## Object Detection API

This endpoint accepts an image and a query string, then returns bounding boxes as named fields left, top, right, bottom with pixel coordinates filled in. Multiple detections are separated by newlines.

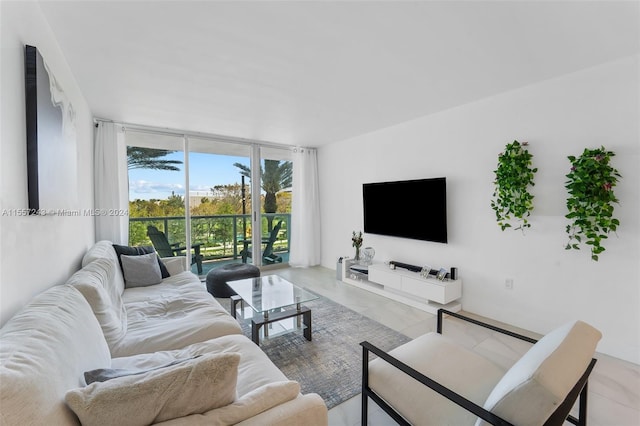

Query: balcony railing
left=129, top=213, right=290, bottom=262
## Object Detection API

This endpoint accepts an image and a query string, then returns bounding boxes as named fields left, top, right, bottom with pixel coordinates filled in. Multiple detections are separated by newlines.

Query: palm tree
left=127, top=147, right=182, bottom=171
left=234, top=159, right=292, bottom=230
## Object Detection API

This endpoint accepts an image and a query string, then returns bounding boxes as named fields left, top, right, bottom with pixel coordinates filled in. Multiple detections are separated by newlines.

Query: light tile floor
left=270, top=266, right=640, bottom=426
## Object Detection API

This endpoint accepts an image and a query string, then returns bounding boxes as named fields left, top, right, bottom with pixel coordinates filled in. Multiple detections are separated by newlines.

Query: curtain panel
left=289, top=147, right=321, bottom=267
left=94, top=122, right=128, bottom=244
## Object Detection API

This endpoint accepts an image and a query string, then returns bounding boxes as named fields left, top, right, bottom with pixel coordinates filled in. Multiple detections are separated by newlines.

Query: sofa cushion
left=156, top=380, right=302, bottom=426
left=477, top=320, right=601, bottom=426
left=113, top=243, right=170, bottom=279
left=111, top=335, right=328, bottom=426
left=111, top=334, right=290, bottom=398
left=120, top=271, right=209, bottom=304
left=121, top=252, right=163, bottom=288
left=82, top=240, right=126, bottom=296
left=112, top=289, right=243, bottom=357
left=0, top=285, right=111, bottom=425
left=66, top=352, right=240, bottom=426
left=65, top=258, right=128, bottom=350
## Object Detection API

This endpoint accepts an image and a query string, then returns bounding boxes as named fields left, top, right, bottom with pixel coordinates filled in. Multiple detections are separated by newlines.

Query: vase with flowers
left=352, top=231, right=363, bottom=261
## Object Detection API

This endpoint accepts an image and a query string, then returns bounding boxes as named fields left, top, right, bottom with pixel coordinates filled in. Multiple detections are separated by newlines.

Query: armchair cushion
left=369, top=332, right=505, bottom=425
left=477, top=320, right=602, bottom=426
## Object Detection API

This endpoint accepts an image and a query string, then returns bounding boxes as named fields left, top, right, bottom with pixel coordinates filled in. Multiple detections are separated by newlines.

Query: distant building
left=189, top=190, right=215, bottom=207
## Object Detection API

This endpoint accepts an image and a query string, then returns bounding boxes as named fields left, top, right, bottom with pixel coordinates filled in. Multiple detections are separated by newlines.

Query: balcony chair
left=361, top=309, right=601, bottom=426
left=146, top=225, right=203, bottom=274
left=240, top=220, right=284, bottom=265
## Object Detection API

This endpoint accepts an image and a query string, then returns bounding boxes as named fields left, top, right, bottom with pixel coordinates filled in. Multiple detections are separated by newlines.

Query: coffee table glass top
left=226, top=275, right=318, bottom=314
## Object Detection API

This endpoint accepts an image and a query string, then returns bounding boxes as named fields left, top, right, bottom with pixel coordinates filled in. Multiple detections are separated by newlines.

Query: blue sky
left=128, top=152, right=251, bottom=200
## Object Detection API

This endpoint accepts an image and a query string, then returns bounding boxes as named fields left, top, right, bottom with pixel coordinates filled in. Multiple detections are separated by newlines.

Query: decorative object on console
left=450, top=267, right=458, bottom=280
left=565, top=146, right=621, bottom=261
left=491, top=140, right=537, bottom=232
left=420, top=266, right=431, bottom=279
left=360, top=247, right=375, bottom=265
left=388, top=261, right=422, bottom=273
left=352, top=231, right=363, bottom=261
left=436, top=268, right=448, bottom=281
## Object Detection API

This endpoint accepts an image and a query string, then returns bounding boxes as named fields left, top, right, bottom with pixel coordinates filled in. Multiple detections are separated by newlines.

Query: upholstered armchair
left=361, top=309, right=601, bottom=426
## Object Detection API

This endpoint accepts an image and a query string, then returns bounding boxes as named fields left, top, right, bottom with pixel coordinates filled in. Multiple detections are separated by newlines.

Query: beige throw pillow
left=477, top=320, right=601, bottom=426
left=65, top=352, right=240, bottom=426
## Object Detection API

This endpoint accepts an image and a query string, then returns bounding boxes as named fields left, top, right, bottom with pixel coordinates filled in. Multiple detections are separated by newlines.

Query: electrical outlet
left=505, top=278, right=514, bottom=290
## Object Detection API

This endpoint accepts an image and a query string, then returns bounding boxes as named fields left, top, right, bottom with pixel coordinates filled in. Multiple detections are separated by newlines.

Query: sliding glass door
left=187, top=137, right=252, bottom=271
left=126, top=131, right=189, bottom=265
left=125, top=129, right=293, bottom=276
left=257, top=147, right=292, bottom=267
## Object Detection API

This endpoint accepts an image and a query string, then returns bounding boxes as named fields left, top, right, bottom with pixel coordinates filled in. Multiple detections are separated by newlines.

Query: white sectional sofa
left=74, top=241, right=243, bottom=357
left=0, top=241, right=328, bottom=425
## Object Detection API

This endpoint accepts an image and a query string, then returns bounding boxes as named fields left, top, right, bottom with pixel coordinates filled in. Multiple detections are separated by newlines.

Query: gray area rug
left=218, top=294, right=411, bottom=409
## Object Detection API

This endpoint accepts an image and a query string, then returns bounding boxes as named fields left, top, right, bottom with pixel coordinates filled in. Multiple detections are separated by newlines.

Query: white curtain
left=289, top=147, right=321, bottom=267
left=94, top=122, right=128, bottom=244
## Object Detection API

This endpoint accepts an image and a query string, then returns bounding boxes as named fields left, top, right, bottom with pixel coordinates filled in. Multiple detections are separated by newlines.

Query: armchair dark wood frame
left=361, top=309, right=597, bottom=426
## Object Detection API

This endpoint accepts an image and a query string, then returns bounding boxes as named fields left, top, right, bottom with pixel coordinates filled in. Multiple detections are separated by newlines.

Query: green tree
left=234, top=160, right=292, bottom=230
left=211, top=183, right=247, bottom=214
left=164, top=192, right=185, bottom=214
left=127, top=147, right=182, bottom=171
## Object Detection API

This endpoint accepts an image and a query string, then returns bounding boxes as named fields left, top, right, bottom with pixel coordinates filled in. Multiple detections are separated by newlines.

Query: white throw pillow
left=65, top=352, right=240, bottom=426
left=120, top=252, right=163, bottom=288
left=477, top=320, right=601, bottom=426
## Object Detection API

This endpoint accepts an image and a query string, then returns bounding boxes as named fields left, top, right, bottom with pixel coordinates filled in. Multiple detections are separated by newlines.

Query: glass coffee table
left=226, top=275, right=319, bottom=345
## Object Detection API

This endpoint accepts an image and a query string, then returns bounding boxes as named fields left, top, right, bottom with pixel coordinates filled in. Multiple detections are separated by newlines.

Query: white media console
left=341, top=260, right=462, bottom=314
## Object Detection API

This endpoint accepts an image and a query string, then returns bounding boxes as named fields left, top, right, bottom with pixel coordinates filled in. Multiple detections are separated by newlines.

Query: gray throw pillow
left=112, top=244, right=170, bottom=278
left=120, top=252, right=163, bottom=288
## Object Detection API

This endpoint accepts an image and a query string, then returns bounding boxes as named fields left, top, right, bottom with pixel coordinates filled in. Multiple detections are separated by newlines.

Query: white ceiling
left=39, top=1, right=639, bottom=147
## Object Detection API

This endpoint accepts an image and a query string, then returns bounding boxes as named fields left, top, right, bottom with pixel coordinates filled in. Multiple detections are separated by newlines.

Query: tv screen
left=363, top=177, right=447, bottom=243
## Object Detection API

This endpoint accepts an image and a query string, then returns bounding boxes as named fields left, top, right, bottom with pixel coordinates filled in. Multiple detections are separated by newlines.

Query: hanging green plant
left=565, top=146, right=621, bottom=261
left=491, top=140, right=537, bottom=232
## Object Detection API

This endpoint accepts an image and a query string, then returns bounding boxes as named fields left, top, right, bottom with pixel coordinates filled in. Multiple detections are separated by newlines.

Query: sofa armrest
left=234, top=394, right=328, bottom=426
left=152, top=382, right=327, bottom=426
left=161, top=256, right=188, bottom=275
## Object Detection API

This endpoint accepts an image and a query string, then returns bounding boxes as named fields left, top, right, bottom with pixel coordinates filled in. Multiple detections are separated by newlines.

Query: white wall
left=0, top=1, right=95, bottom=325
left=319, top=55, right=640, bottom=364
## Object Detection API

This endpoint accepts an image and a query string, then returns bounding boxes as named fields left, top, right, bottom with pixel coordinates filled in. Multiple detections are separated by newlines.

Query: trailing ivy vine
left=491, top=141, right=537, bottom=232
left=565, top=146, right=621, bottom=261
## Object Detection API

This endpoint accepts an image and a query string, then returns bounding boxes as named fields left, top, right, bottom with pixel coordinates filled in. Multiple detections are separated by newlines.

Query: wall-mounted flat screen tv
left=363, top=177, right=447, bottom=243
